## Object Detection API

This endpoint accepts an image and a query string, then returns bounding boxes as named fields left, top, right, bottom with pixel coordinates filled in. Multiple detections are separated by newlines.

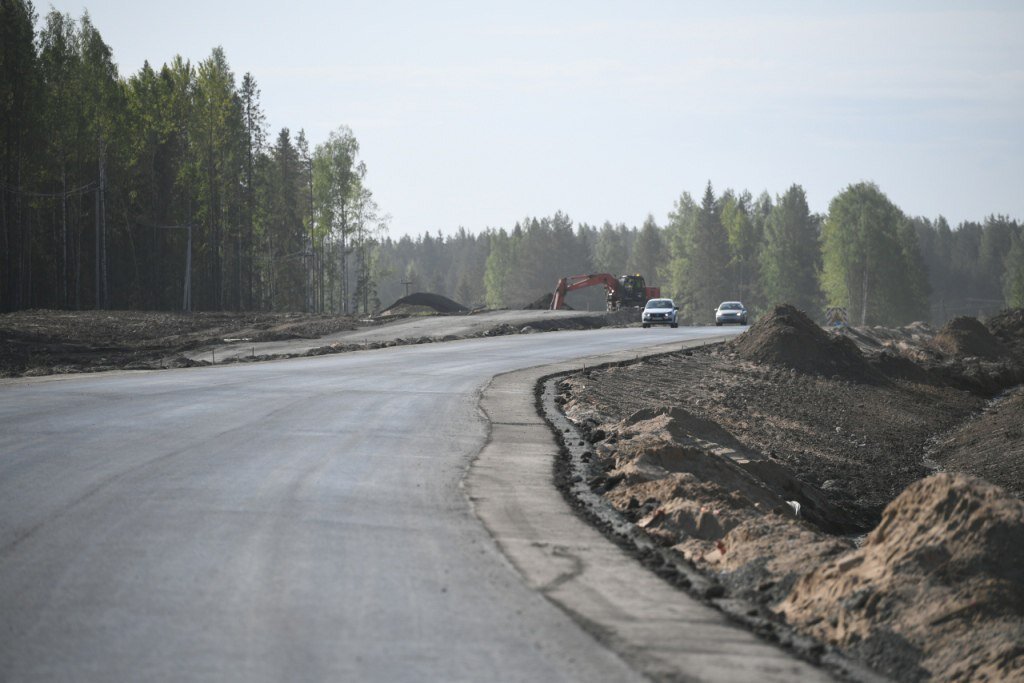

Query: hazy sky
left=43, top=1, right=1024, bottom=237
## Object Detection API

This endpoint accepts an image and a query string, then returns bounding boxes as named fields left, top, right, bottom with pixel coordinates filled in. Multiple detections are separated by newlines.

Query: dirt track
left=0, top=307, right=629, bottom=377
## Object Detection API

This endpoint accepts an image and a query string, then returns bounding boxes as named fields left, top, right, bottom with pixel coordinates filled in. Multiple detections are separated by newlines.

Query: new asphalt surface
left=0, top=325, right=823, bottom=682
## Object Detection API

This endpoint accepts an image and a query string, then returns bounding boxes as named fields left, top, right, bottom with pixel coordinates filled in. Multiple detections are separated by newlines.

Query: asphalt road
left=186, top=309, right=629, bottom=363
left=1, top=326, right=740, bottom=682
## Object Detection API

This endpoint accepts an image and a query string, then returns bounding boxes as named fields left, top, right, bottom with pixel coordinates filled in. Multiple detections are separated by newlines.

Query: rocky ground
left=558, top=305, right=1024, bottom=682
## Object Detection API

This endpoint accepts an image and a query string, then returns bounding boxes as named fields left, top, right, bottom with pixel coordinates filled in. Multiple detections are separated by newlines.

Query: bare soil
left=0, top=309, right=362, bottom=376
left=559, top=305, right=1024, bottom=682
left=0, top=298, right=629, bottom=377
left=380, top=292, right=470, bottom=315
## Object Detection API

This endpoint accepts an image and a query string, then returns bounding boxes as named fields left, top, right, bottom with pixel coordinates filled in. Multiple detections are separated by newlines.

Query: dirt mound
left=708, top=515, right=854, bottom=606
left=931, top=316, right=1011, bottom=360
left=596, top=408, right=862, bottom=535
left=524, top=292, right=552, bottom=309
left=730, top=304, right=876, bottom=381
left=523, top=292, right=579, bottom=310
left=986, top=308, right=1024, bottom=356
left=381, top=292, right=468, bottom=315
left=779, top=473, right=1024, bottom=682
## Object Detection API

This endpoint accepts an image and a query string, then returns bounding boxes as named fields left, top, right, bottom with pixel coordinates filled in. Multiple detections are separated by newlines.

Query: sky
left=41, top=0, right=1024, bottom=238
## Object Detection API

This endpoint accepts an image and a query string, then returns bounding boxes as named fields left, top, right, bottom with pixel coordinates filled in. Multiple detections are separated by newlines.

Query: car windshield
left=720, top=303, right=743, bottom=310
left=646, top=300, right=672, bottom=309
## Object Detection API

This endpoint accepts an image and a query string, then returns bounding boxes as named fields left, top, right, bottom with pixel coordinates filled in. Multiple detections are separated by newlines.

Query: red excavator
left=549, top=273, right=660, bottom=311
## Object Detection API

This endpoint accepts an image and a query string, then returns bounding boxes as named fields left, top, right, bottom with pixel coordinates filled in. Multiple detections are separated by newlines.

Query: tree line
left=3, top=2, right=1022, bottom=325
left=374, top=182, right=1022, bottom=326
left=1, top=2, right=383, bottom=314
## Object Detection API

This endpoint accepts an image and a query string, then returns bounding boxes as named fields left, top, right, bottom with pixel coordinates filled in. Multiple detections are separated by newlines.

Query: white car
left=642, top=298, right=678, bottom=328
left=715, top=301, right=748, bottom=325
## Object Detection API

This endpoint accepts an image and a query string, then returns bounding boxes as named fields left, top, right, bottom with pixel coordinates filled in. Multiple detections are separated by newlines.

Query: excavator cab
left=619, top=275, right=646, bottom=298
left=608, top=274, right=648, bottom=310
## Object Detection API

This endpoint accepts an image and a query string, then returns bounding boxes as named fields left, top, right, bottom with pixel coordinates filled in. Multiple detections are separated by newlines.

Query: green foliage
left=0, top=9, right=387, bottom=313
left=0, top=6, right=1018, bottom=323
left=625, top=215, right=666, bottom=286
left=593, top=222, right=628, bottom=274
left=720, top=190, right=763, bottom=308
left=483, top=229, right=513, bottom=308
left=760, top=184, right=821, bottom=315
left=821, top=182, right=928, bottom=325
left=664, top=191, right=698, bottom=312
left=1003, top=233, right=1024, bottom=308
left=1, top=0, right=42, bottom=310
left=669, top=182, right=730, bottom=323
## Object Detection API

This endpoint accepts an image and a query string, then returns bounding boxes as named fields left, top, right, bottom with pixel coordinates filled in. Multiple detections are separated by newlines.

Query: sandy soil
left=558, top=306, right=1024, bottom=682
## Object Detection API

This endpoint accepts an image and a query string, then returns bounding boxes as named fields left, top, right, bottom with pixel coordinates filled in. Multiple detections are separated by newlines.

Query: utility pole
left=401, top=279, right=413, bottom=298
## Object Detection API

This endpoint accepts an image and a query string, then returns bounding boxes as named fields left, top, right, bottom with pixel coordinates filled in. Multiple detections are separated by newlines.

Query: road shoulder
left=465, top=337, right=835, bottom=683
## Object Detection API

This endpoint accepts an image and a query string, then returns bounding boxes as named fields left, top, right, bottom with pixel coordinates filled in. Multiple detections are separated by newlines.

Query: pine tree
left=688, top=182, right=730, bottom=322
left=1, top=0, right=41, bottom=311
left=1003, top=232, right=1024, bottom=308
left=760, top=184, right=822, bottom=315
left=626, top=214, right=666, bottom=285
left=720, top=191, right=762, bottom=307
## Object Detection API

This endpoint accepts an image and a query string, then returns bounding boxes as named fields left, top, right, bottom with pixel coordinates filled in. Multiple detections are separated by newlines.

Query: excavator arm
left=550, top=273, right=620, bottom=310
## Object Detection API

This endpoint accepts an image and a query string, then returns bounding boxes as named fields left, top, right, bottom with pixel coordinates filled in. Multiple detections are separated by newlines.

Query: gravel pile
left=381, top=292, right=469, bottom=315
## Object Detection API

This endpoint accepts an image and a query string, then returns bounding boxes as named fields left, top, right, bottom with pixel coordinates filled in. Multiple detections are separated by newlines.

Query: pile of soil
left=779, top=473, right=1024, bottom=682
left=380, top=292, right=468, bottom=316
left=730, top=304, right=877, bottom=382
left=563, top=349, right=980, bottom=520
left=985, top=308, right=1024, bottom=358
left=930, top=316, right=1011, bottom=360
left=835, top=310, right=1024, bottom=396
left=524, top=292, right=557, bottom=310
left=594, top=407, right=860, bottom=535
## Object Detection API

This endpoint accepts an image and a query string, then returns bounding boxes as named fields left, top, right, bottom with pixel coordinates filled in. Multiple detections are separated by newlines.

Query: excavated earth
left=558, top=305, right=1024, bottom=682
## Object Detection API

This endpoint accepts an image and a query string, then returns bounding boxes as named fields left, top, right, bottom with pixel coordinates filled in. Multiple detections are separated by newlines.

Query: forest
left=3, top=1, right=1023, bottom=325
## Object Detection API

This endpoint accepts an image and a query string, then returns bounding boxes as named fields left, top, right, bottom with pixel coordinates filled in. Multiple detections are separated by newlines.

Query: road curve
left=1, top=326, right=742, bottom=681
